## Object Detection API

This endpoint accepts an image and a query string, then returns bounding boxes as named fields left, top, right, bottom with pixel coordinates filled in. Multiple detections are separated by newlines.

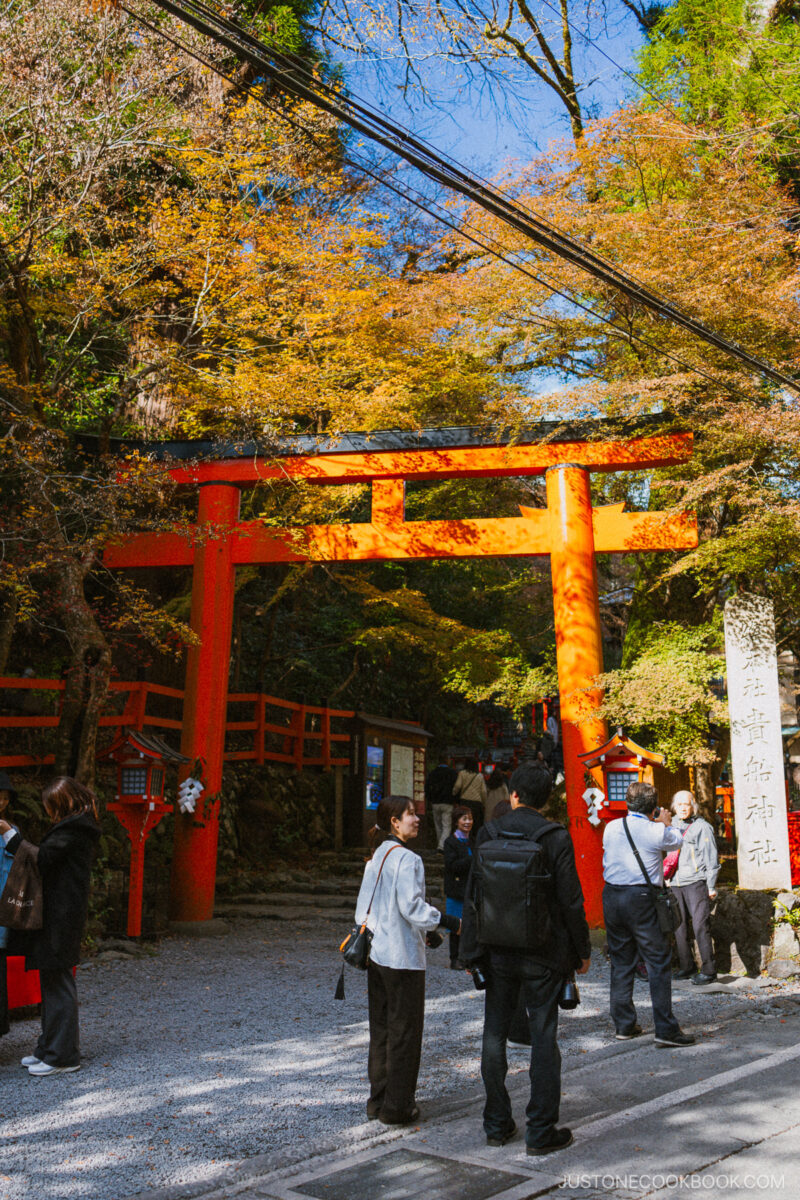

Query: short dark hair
left=626, top=781, right=658, bottom=814
left=451, top=804, right=472, bottom=825
left=509, top=762, right=552, bottom=810
left=368, top=795, right=414, bottom=854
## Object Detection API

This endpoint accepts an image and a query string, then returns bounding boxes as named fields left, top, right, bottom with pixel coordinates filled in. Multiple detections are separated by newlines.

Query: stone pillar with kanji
left=724, top=593, right=792, bottom=889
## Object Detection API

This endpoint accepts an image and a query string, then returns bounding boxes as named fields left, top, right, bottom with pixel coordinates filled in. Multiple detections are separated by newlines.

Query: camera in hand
left=470, top=964, right=487, bottom=991
left=558, top=976, right=580, bottom=1010
left=426, top=929, right=443, bottom=949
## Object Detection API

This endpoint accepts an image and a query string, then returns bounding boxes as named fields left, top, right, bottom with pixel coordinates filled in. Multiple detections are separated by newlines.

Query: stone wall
left=216, top=762, right=337, bottom=868
left=706, top=887, right=800, bottom=977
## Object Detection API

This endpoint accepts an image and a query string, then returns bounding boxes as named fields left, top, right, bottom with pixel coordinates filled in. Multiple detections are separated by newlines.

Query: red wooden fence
left=0, top=677, right=352, bottom=772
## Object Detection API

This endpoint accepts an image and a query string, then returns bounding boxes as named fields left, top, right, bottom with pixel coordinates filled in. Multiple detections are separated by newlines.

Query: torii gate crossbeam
left=105, top=429, right=697, bottom=927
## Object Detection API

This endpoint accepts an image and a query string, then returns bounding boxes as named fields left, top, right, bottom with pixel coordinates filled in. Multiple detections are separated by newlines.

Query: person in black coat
left=0, top=776, right=100, bottom=1077
left=459, top=761, right=591, bottom=1155
left=442, top=805, right=474, bottom=968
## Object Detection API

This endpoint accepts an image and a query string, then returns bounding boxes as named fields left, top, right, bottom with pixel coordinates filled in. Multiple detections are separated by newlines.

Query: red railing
left=0, top=677, right=352, bottom=771
left=224, top=692, right=352, bottom=769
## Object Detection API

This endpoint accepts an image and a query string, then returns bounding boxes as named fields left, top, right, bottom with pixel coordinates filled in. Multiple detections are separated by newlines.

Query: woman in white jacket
left=355, top=794, right=459, bottom=1125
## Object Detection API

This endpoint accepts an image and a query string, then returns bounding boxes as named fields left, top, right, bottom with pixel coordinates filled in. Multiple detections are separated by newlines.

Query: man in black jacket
left=460, top=761, right=591, bottom=1156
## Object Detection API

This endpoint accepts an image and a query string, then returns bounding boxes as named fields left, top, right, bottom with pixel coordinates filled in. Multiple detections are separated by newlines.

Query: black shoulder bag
left=335, top=843, right=402, bottom=999
left=622, top=818, right=683, bottom=938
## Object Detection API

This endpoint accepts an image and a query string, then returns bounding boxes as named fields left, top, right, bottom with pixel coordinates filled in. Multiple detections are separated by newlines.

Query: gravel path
left=0, top=920, right=794, bottom=1200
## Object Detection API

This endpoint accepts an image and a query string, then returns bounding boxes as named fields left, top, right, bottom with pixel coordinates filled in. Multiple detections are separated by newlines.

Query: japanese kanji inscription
left=724, top=594, right=792, bottom=889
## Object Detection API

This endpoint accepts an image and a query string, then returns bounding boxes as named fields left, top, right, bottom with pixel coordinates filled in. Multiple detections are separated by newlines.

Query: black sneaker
left=691, top=972, right=718, bottom=986
left=527, top=1128, right=574, bottom=1156
left=655, top=1031, right=696, bottom=1047
left=615, top=1024, right=643, bottom=1040
left=486, top=1121, right=517, bottom=1147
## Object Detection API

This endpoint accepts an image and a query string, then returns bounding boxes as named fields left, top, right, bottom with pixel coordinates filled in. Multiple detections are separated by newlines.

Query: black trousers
left=36, top=967, right=80, bottom=1067
left=603, top=884, right=680, bottom=1041
left=0, top=952, right=8, bottom=1037
left=481, top=952, right=563, bottom=1147
left=672, top=881, right=715, bottom=976
left=367, top=962, right=425, bottom=1121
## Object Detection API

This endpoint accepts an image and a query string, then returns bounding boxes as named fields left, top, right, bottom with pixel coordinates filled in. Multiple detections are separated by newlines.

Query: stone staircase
left=214, top=848, right=446, bottom=925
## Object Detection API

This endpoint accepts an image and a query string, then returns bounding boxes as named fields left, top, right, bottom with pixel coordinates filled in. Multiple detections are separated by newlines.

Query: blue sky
left=328, top=2, right=648, bottom=174
left=318, top=3, right=655, bottom=406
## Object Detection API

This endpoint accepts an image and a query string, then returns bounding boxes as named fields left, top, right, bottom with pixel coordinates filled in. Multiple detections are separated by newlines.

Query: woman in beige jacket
left=452, top=756, right=488, bottom=832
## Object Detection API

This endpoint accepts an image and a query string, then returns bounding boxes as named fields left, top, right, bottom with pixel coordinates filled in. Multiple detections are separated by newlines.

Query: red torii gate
left=105, top=427, right=697, bottom=926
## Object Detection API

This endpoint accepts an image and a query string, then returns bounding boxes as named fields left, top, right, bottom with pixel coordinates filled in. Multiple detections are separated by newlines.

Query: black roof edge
left=75, top=414, right=675, bottom=462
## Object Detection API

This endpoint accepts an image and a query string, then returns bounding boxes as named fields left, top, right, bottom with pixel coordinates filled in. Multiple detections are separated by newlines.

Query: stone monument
left=724, top=593, right=792, bottom=889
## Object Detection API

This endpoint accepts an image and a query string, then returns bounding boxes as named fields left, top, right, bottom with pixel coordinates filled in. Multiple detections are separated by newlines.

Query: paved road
left=181, top=998, right=800, bottom=1200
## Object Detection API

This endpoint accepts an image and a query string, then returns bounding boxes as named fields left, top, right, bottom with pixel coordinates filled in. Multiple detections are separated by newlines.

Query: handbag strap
left=622, top=817, right=662, bottom=900
left=363, top=843, right=403, bottom=917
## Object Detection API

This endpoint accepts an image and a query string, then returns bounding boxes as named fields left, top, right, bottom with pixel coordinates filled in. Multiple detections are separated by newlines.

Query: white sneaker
left=20, top=1056, right=41, bottom=1068
left=27, top=1061, right=81, bottom=1077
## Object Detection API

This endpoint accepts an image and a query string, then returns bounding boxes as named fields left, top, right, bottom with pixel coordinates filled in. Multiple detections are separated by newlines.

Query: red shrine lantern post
left=106, top=429, right=697, bottom=927
left=99, top=730, right=189, bottom=935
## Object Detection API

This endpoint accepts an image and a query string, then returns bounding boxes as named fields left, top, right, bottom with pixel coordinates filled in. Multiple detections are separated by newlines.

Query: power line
left=122, top=0, right=800, bottom=397
left=123, top=7, right=767, bottom=402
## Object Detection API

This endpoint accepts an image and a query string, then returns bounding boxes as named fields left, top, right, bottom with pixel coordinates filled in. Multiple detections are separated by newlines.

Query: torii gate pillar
left=547, top=465, right=607, bottom=926
left=170, top=483, right=240, bottom=923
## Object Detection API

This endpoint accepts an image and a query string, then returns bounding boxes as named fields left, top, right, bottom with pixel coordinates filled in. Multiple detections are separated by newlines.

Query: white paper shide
left=724, top=594, right=792, bottom=889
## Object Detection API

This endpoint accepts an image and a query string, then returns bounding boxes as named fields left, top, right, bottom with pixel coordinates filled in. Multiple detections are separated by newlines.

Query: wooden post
left=334, top=764, right=344, bottom=850
left=170, top=484, right=240, bottom=924
left=126, top=830, right=147, bottom=938
left=121, top=683, right=148, bottom=730
left=546, top=465, right=608, bottom=927
left=322, top=705, right=332, bottom=771
left=294, top=704, right=306, bottom=772
left=255, top=694, right=265, bottom=766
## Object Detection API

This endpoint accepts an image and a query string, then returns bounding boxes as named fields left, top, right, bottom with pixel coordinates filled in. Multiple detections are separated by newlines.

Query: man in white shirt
left=602, top=781, right=695, bottom=1048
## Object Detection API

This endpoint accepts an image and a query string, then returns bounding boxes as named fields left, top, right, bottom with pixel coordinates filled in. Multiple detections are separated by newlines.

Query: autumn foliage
left=3, top=0, right=800, bottom=786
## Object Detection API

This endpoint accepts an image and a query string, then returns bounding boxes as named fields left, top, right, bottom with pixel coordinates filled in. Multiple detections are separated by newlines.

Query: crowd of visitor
left=0, top=733, right=720, bottom=1166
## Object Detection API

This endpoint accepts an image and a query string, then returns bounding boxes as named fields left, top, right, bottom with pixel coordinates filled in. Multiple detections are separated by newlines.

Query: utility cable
left=122, top=0, right=800, bottom=396
left=122, top=4, right=747, bottom=394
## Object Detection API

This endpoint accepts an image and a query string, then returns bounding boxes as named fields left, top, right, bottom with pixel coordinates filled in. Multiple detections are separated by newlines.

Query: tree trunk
left=693, top=763, right=717, bottom=826
left=53, top=558, right=111, bottom=789
left=0, top=591, right=17, bottom=675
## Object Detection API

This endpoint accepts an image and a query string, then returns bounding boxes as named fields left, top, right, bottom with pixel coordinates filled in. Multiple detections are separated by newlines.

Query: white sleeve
left=660, top=826, right=684, bottom=849
left=395, top=854, right=442, bottom=932
left=2, top=828, right=15, bottom=845
left=354, top=863, right=375, bottom=925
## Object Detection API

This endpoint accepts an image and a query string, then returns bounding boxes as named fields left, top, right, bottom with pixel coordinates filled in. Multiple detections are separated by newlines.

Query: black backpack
left=473, top=821, right=561, bottom=951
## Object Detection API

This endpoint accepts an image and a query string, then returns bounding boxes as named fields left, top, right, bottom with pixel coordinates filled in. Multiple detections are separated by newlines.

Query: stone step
left=213, top=904, right=345, bottom=922
left=225, top=884, right=360, bottom=902
left=251, top=892, right=354, bottom=909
